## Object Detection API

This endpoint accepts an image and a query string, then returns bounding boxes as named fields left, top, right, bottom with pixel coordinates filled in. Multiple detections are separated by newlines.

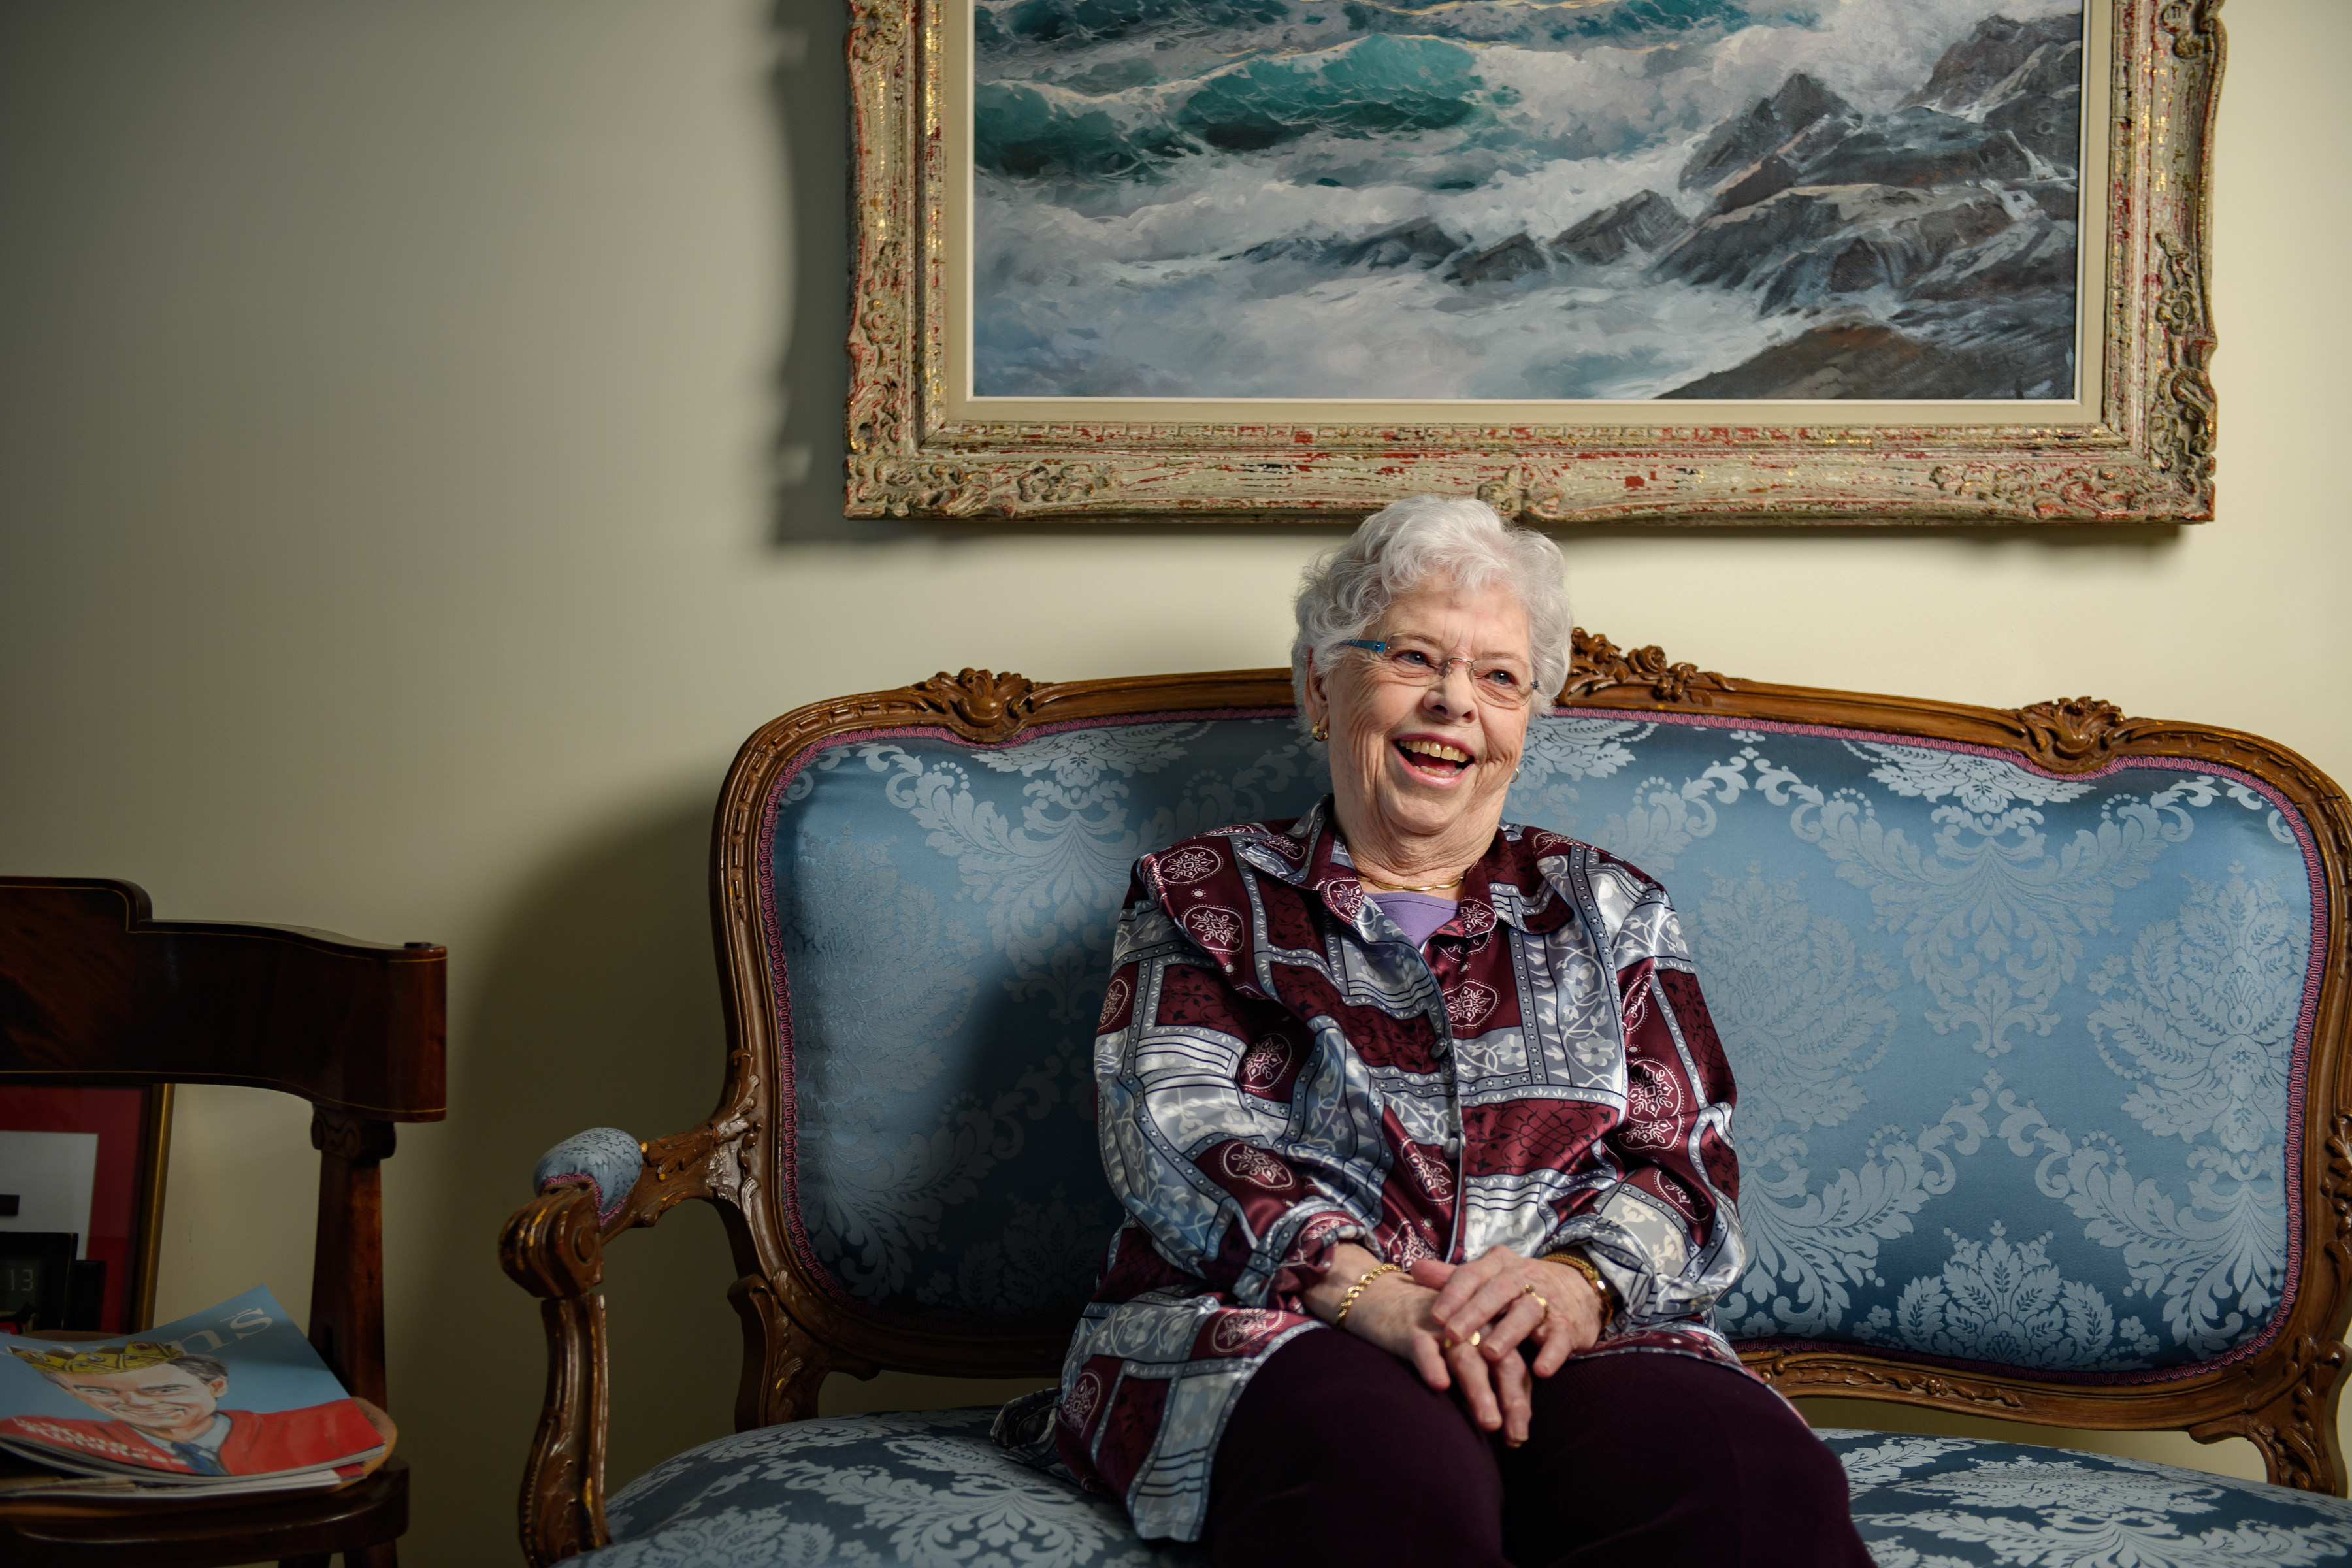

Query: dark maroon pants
left=1203, top=1328, right=1872, bottom=1568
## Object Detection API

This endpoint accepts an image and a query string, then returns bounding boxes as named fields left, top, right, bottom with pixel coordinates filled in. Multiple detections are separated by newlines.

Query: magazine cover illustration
left=0, top=1284, right=384, bottom=1484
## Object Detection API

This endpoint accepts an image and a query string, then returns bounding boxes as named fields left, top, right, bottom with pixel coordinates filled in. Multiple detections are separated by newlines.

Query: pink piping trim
left=536, top=1172, right=617, bottom=1222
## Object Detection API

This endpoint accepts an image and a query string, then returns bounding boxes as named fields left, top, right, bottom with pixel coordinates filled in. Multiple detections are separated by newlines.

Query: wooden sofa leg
left=2192, top=1333, right=2351, bottom=1495
left=728, top=1273, right=877, bottom=1429
left=2254, top=1336, right=2349, bottom=1495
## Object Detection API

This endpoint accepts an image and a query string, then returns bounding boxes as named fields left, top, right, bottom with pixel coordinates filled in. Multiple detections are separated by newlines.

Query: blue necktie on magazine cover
left=167, top=1441, right=227, bottom=1476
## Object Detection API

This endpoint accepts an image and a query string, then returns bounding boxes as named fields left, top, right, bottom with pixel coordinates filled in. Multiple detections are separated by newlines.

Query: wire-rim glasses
left=1337, top=637, right=1537, bottom=708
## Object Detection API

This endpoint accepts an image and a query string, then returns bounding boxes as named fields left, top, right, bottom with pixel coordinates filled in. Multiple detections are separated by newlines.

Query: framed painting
left=843, top=0, right=2223, bottom=524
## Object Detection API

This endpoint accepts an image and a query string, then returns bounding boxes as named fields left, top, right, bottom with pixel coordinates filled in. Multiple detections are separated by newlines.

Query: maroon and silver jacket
left=1049, top=798, right=1752, bottom=1541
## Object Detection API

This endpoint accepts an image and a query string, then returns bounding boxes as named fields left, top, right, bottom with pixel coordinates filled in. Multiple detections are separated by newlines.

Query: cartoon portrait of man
left=1, top=1340, right=380, bottom=1476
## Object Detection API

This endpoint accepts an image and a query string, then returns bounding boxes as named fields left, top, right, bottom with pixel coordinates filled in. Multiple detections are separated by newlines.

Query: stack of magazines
left=0, top=1285, right=392, bottom=1499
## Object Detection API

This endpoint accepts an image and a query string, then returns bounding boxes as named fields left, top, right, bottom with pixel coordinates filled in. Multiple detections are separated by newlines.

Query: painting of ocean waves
left=970, top=0, right=2084, bottom=400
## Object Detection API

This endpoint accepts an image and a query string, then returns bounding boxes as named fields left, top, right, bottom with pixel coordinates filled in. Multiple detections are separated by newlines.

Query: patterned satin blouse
left=1050, top=798, right=1755, bottom=1541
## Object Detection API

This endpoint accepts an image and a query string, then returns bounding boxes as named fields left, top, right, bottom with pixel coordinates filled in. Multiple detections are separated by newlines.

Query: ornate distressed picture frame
left=844, top=0, right=2222, bottom=524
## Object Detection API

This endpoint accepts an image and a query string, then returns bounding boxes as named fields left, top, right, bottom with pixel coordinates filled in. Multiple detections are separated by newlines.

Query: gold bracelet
left=1333, top=1262, right=1401, bottom=1328
left=1543, top=1250, right=1616, bottom=1313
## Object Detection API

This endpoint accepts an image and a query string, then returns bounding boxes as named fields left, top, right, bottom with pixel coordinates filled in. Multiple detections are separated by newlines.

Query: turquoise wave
left=975, top=33, right=1485, bottom=178
left=974, top=84, right=1198, bottom=178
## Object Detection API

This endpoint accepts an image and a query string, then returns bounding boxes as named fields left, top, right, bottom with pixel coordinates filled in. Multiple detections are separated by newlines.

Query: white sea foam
left=971, top=0, right=2085, bottom=399
left=973, top=189, right=1787, bottom=399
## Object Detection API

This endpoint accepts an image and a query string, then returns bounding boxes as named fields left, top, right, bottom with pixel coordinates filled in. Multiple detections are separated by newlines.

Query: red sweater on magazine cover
left=0, top=1341, right=378, bottom=1476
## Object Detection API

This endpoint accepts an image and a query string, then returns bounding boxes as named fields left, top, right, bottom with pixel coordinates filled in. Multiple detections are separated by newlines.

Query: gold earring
left=1311, top=721, right=1329, bottom=742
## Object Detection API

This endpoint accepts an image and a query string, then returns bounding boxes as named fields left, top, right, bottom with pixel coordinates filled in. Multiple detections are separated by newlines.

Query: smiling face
left=50, top=1363, right=226, bottom=1442
left=1304, top=576, right=1536, bottom=883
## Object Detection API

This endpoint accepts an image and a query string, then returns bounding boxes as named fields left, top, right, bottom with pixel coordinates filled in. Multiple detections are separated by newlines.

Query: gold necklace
left=1356, top=870, right=1465, bottom=894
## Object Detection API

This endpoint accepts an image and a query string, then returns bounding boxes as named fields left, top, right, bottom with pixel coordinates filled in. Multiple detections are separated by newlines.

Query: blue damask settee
left=502, top=634, right=2352, bottom=1567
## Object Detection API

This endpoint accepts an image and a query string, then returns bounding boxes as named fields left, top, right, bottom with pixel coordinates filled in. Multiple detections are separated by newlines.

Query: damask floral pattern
left=914, top=1190, right=1119, bottom=1319
left=577, top=1408, right=1200, bottom=1567
left=1858, top=743, right=2097, bottom=815
left=1498, top=716, right=1648, bottom=832
left=1801, top=743, right=2187, bottom=1059
left=570, top=1413, right=2352, bottom=1567
left=769, top=719, right=1330, bottom=1321
left=1554, top=729, right=2317, bottom=1369
left=1823, top=1435, right=2352, bottom=1568
left=781, top=828, right=996, bottom=1305
left=1857, top=1221, right=2159, bottom=1371
left=1682, top=865, right=1897, bottom=1137
left=2089, top=866, right=2305, bottom=1159
left=762, top=711, right=2321, bottom=1378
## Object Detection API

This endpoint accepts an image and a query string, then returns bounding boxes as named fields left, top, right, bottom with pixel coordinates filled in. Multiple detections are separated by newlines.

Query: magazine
left=0, top=1284, right=390, bottom=1496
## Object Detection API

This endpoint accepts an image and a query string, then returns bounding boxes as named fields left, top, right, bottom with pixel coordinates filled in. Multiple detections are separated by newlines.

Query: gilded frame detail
left=843, top=0, right=2224, bottom=525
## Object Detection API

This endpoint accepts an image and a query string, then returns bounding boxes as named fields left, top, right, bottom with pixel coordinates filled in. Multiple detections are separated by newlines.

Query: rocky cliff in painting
left=973, top=1, right=2087, bottom=400
left=1652, top=12, right=2083, bottom=395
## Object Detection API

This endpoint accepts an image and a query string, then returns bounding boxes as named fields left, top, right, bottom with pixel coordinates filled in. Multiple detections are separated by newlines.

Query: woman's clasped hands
left=1309, top=1242, right=1607, bottom=1446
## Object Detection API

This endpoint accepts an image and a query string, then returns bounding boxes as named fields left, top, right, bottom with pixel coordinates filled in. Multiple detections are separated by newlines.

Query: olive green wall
left=2, top=0, right=2346, bottom=1560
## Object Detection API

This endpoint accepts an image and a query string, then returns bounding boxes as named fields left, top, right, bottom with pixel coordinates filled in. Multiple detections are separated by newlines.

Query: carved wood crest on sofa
left=502, top=633, right=2352, bottom=1565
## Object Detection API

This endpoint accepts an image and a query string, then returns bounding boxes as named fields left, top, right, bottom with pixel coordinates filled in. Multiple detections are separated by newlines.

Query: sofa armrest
left=532, top=1126, right=645, bottom=1224
left=502, top=1182, right=610, bottom=1566
left=504, top=1128, right=642, bottom=1568
left=503, top=1117, right=798, bottom=1565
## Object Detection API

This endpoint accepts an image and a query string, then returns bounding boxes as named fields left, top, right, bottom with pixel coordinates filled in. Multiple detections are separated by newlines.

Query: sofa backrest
left=709, top=646, right=2351, bottom=1478
left=764, top=709, right=1323, bottom=1326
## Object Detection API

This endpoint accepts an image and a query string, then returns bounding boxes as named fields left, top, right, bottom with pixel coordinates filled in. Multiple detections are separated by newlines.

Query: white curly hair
left=1290, top=495, right=1572, bottom=721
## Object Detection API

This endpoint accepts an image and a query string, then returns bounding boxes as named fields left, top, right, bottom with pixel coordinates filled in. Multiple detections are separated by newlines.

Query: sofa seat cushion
left=574, top=1407, right=1200, bottom=1567
left=568, top=1408, right=2352, bottom=1567
left=1818, top=1429, right=2352, bottom=1566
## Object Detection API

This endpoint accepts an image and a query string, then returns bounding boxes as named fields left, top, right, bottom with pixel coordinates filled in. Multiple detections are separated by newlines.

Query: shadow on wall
left=768, top=0, right=885, bottom=546
left=392, top=796, right=747, bottom=1561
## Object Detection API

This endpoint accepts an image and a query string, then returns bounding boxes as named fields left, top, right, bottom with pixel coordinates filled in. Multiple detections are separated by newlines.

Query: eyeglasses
left=1338, top=638, right=1537, bottom=708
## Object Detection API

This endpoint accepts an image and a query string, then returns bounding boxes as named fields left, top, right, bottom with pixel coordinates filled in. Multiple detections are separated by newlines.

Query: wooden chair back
left=0, top=876, right=446, bottom=1567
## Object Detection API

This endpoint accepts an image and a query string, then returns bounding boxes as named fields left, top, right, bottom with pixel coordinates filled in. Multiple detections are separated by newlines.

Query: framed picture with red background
left=0, top=1086, right=169, bottom=1335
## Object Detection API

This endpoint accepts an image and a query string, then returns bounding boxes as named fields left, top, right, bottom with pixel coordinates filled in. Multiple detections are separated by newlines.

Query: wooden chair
left=0, top=877, right=446, bottom=1567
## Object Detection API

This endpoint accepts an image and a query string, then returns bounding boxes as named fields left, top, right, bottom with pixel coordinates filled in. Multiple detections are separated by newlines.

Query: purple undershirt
left=1369, top=890, right=1458, bottom=947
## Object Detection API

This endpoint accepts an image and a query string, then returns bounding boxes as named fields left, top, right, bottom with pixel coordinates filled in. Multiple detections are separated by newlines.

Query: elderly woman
left=1049, top=497, right=1869, bottom=1567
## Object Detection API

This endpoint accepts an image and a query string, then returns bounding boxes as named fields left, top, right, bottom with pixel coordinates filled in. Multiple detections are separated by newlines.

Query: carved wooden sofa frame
left=501, top=633, right=2352, bottom=1566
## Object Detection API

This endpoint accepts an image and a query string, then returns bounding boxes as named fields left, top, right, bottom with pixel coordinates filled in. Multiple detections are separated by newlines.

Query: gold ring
left=1467, top=1330, right=1482, bottom=1348
left=1525, top=1288, right=1550, bottom=1314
